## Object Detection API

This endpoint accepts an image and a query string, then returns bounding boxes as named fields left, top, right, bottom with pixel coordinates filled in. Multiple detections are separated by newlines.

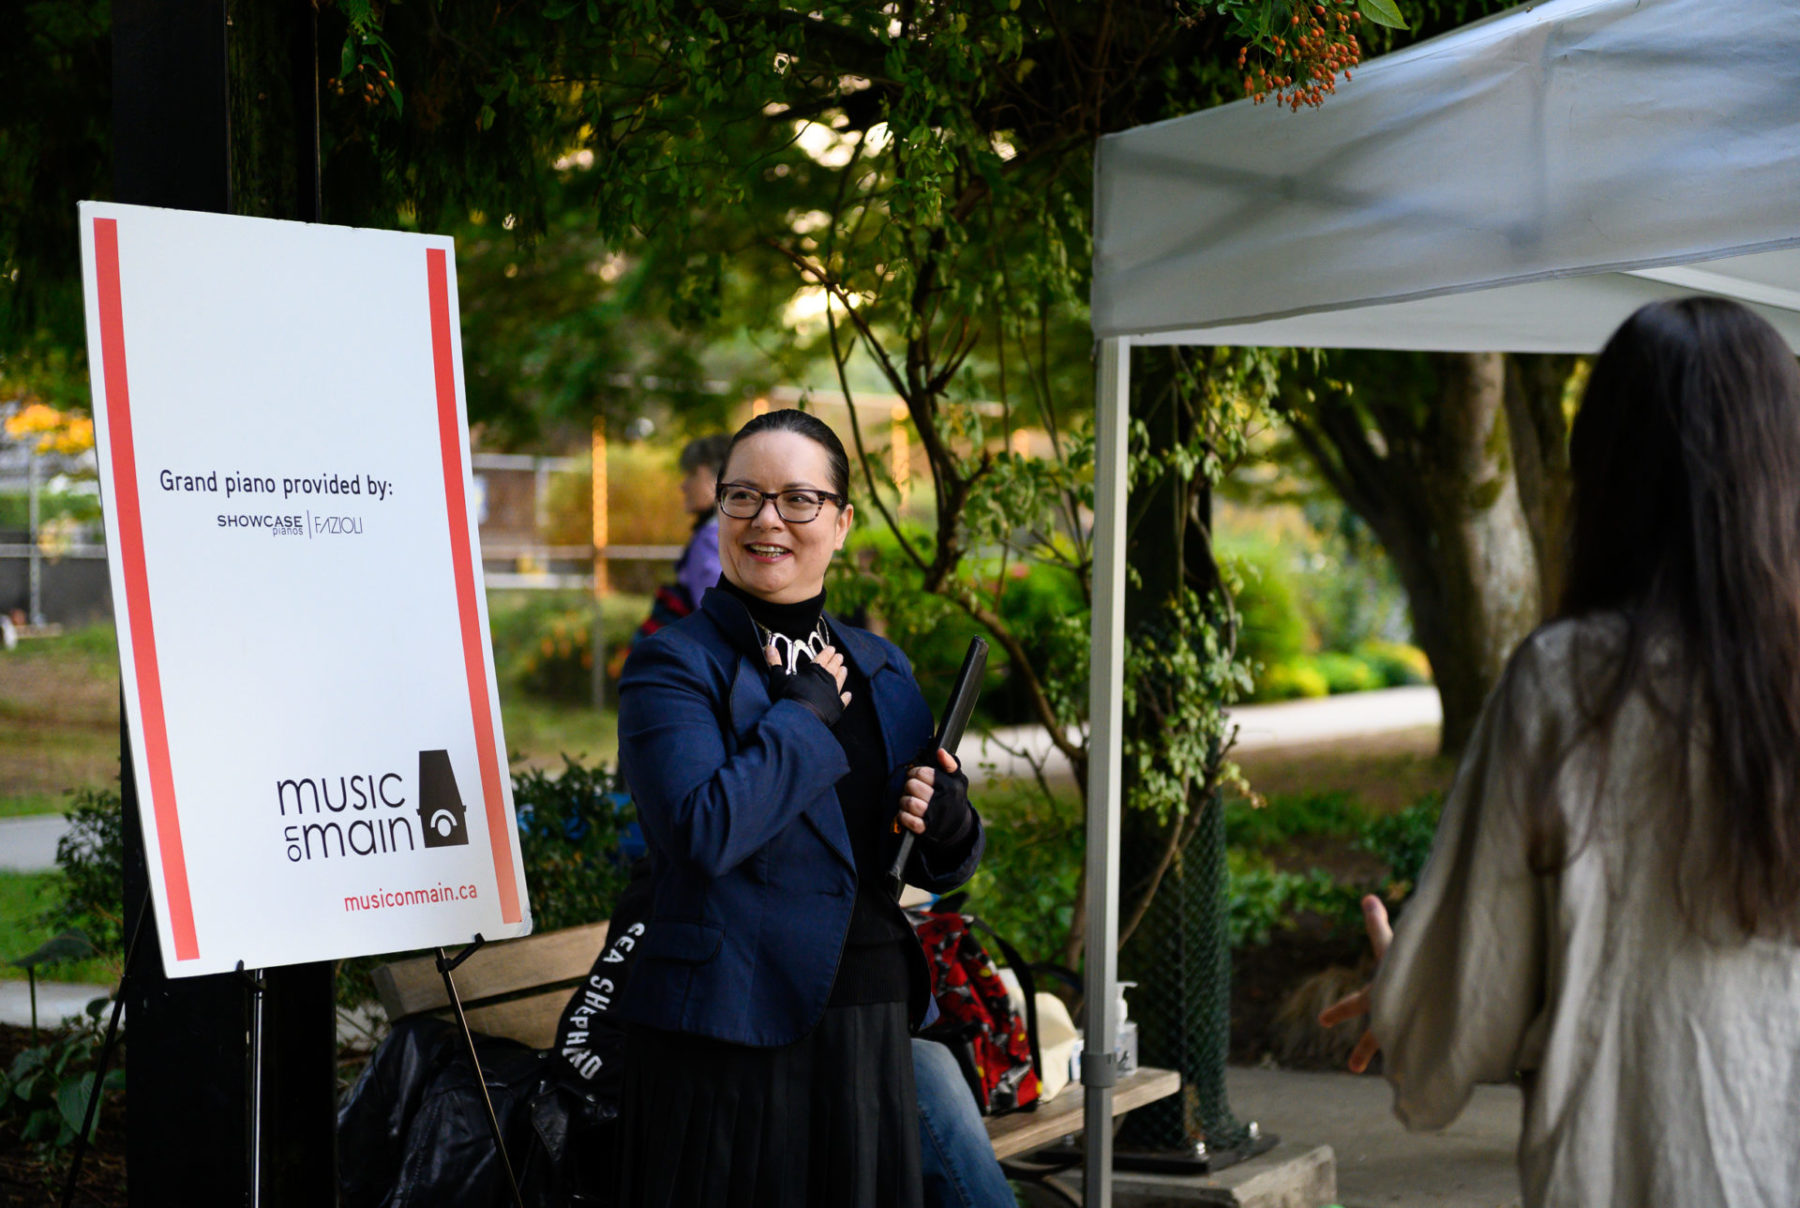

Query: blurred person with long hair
left=1322, top=297, right=1800, bottom=1206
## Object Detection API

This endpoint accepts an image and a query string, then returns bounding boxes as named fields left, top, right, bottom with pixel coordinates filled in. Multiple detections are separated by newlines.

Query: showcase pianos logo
left=277, top=749, right=471, bottom=863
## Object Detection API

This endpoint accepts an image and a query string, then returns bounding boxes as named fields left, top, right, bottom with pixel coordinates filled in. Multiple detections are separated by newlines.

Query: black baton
left=886, top=637, right=988, bottom=900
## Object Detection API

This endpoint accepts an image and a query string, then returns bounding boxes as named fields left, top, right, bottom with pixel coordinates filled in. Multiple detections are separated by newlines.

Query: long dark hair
left=719, top=408, right=851, bottom=501
left=1552, top=296, right=1800, bottom=935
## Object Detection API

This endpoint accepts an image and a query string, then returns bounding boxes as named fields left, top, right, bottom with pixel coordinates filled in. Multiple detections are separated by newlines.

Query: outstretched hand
left=1317, top=894, right=1394, bottom=1073
left=896, top=748, right=960, bottom=836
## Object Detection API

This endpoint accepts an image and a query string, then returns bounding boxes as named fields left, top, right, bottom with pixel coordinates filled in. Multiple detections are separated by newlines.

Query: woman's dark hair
left=719, top=408, right=851, bottom=501
left=1553, top=296, right=1800, bottom=935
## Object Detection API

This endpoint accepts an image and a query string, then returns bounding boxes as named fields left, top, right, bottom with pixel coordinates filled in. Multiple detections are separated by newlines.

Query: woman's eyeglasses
left=715, top=483, right=845, bottom=524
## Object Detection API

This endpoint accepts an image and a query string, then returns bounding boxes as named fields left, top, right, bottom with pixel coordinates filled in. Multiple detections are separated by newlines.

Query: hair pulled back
left=719, top=409, right=851, bottom=501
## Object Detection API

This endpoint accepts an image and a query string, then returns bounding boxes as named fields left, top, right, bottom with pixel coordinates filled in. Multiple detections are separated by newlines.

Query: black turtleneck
left=717, top=578, right=914, bottom=1007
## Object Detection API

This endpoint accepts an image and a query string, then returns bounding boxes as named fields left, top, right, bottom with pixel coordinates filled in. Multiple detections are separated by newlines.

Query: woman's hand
left=897, top=748, right=966, bottom=838
left=766, top=643, right=851, bottom=726
left=1317, top=894, right=1394, bottom=1073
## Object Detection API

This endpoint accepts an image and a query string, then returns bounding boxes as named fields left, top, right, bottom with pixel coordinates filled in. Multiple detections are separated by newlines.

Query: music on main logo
left=416, top=749, right=471, bottom=848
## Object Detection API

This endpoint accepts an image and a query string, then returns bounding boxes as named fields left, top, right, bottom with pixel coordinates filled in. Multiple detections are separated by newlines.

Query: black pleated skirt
left=614, top=1002, right=922, bottom=1208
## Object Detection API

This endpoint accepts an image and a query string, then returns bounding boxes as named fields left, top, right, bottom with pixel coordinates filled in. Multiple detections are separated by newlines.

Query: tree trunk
left=1505, top=353, right=1579, bottom=617
left=1116, top=348, right=1254, bottom=1154
left=1285, top=352, right=1541, bottom=758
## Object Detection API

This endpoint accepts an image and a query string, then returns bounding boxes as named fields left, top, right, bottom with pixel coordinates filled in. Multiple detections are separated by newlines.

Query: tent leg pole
left=1084, top=337, right=1130, bottom=1208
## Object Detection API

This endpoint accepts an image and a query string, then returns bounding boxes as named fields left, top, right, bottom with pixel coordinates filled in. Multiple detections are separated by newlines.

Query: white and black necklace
left=755, top=617, right=832, bottom=674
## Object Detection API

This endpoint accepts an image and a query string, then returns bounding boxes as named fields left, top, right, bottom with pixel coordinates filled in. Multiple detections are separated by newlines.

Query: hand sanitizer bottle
left=1117, top=981, right=1139, bottom=1074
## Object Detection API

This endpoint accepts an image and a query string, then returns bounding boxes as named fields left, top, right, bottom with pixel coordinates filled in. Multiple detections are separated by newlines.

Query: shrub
left=1353, top=640, right=1433, bottom=687
left=955, top=784, right=1083, bottom=966
left=0, top=997, right=122, bottom=1149
left=46, top=787, right=124, bottom=961
left=1312, top=651, right=1380, bottom=695
left=514, top=610, right=598, bottom=701
left=1225, top=790, right=1363, bottom=852
left=1227, top=849, right=1362, bottom=947
left=1358, top=791, right=1444, bottom=904
left=1254, top=659, right=1329, bottom=701
left=512, top=758, right=638, bottom=933
left=1221, top=540, right=1313, bottom=670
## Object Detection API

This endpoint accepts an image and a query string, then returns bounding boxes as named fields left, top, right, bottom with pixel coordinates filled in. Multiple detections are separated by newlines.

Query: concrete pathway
left=962, top=684, right=1443, bottom=786
left=0, top=812, right=72, bottom=872
left=0, top=978, right=112, bottom=1030
left=1226, top=1065, right=1521, bottom=1208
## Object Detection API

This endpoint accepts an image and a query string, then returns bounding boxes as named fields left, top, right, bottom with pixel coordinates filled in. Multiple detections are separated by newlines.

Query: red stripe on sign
left=427, top=248, right=521, bottom=924
left=93, top=218, right=201, bottom=961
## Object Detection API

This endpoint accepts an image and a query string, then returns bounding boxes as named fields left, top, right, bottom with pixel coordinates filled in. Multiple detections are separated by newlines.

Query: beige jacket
left=1371, top=616, right=1800, bottom=1207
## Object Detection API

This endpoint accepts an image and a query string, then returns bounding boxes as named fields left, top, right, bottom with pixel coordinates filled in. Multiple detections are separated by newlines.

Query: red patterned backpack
left=911, top=910, right=1043, bottom=1115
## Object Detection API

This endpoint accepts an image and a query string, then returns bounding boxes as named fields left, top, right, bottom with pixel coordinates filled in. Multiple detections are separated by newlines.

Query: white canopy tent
left=1078, top=0, right=1800, bottom=1201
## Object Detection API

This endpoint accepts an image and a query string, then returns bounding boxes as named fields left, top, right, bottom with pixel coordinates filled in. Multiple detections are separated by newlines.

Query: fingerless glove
left=922, top=764, right=974, bottom=846
left=769, top=660, right=846, bottom=728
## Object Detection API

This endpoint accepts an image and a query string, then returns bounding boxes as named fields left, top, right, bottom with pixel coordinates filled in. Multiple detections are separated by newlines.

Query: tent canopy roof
left=1091, top=0, right=1800, bottom=353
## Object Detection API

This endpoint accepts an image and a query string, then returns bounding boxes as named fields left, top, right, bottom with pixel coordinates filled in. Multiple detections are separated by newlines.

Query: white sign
left=78, top=202, right=532, bottom=976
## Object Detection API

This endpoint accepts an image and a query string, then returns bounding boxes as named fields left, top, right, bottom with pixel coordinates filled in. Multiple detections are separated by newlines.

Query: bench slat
left=371, top=922, right=610, bottom=1019
left=985, top=1066, right=1180, bottom=1160
left=461, top=990, right=575, bottom=1051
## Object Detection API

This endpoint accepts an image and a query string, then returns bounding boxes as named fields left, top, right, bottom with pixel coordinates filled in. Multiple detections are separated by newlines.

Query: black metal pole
left=436, top=938, right=528, bottom=1208
left=112, top=4, right=337, bottom=1204
left=60, top=888, right=151, bottom=1208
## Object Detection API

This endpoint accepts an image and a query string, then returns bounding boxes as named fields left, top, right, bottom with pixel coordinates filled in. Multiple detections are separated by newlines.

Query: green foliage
left=511, top=758, right=637, bottom=934
left=1123, top=589, right=1253, bottom=826
left=1226, top=849, right=1362, bottom=947
left=1358, top=791, right=1442, bottom=900
left=957, top=783, right=1083, bottom=967
left=46, top=786, right=124, bottom=959
left=515, top=609, right=598, bottom=702
left=1221, top=539, right=1311, bottom=669
left=1, top=997, right=122, bottom=1149
left=1224, top=789, right=1363, bottom=852
left=0, top=488, right=102, bottom=534
left=1312, top=650, right=1379, bottom=694
left=1358, top=0, right=1410, bottom=29
left=1255, top=659, right=1330, bottom=701
left=1352, top=639, right=1432, bottom=687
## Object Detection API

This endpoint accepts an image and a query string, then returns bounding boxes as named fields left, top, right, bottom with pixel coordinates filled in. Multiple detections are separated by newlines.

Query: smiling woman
left=612, top=408, right=985, bottom=1208
left=713, top=417, right=853, bottom=604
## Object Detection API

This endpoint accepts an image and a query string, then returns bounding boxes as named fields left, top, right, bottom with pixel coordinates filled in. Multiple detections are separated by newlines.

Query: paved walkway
left=963, top=684, right=1442, bottom=786
left=1226, top=1065, right=1520, bottom=1208
left=0, top=812, right=72, bottom=872
left=0, top=978, right=111, bottom=1030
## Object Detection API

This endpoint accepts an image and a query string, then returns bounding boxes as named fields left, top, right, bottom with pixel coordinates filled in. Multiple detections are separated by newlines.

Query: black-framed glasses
left=715, top=482, right=845, bottom=524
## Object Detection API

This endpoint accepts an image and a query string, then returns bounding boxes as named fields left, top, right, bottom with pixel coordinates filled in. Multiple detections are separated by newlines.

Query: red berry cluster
left=1239, top=0, right=1362, bottom=111
left=326, top=62, right=394, bottom=109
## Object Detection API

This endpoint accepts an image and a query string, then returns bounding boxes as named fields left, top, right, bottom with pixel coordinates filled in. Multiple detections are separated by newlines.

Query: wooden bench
left=372, top=924, right=1179, bottom=1159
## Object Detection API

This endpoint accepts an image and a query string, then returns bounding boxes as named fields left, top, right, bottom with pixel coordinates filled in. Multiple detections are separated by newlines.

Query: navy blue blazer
left=615, top=586, right=984, bottom=1048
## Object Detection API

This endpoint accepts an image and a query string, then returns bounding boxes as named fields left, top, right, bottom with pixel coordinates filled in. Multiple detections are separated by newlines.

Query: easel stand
left=60, top=889, right=149, bottom=1208
left=237, top=962, right=268, bottom=1208
left=437, top=935, right=528, bottom=1208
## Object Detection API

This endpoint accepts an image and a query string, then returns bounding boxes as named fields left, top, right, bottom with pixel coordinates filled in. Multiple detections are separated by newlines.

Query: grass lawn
left=0, top=625, right=121, bottom=818
left=501, top=695, right=618, bottom=772
left=0, top=871, right=119, bottom=986
left=0, top=792, right=76, bottom=819
left=1234, top=725, right=1454, bottom=815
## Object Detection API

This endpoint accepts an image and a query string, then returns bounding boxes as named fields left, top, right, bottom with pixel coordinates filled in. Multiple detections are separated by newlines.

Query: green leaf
left=1357, top=0, right=1408, bottom=29
left=10, top=929, right=95, bottom=970
left=57, top=1071, right=96, bottom=1137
